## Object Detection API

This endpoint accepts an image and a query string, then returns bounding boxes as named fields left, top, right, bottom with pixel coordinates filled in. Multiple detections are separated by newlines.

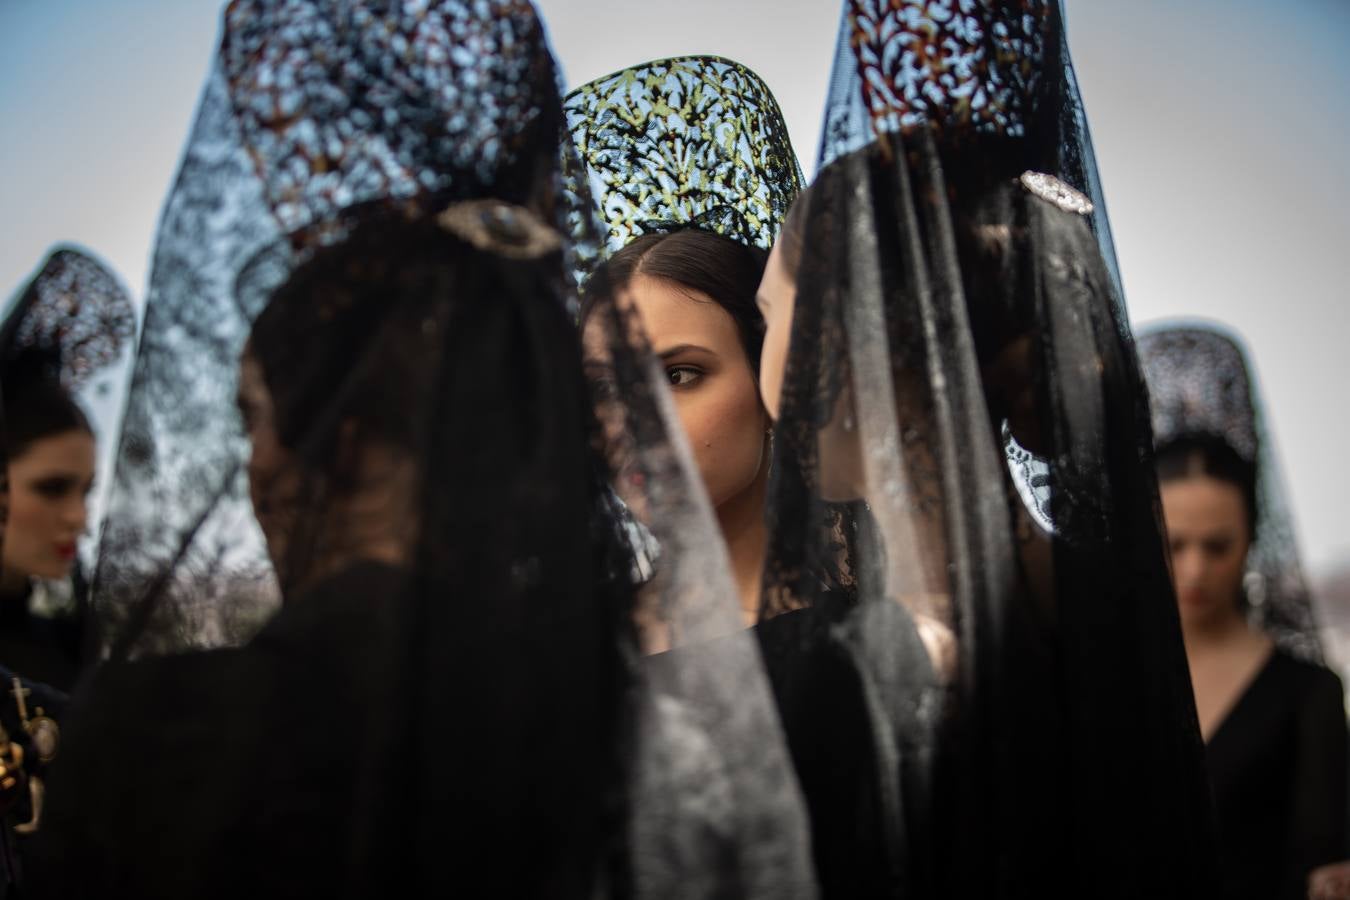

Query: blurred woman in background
left=1141, top=324, right=1347, bottom=900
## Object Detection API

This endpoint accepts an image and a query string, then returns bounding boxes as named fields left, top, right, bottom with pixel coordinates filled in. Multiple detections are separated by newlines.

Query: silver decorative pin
left=1019, top=171, right=1094, bottom=216
left=437, top=199, right=563, bottom=260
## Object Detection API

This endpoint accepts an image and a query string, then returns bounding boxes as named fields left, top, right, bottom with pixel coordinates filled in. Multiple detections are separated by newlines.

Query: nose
left=1171, top=545, right=1205, bottom=589
left=64, top=494, right=90, bottom=532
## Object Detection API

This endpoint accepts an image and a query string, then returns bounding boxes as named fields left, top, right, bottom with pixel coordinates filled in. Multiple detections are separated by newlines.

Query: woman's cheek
left=680, top=377, right=766, bottom=508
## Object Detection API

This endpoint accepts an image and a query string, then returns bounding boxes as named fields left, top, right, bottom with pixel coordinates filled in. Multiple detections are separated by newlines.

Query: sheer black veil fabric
left=1138, top=324, right=1324, bottom=663
left=30, top=1, right=628, bottom=896
left=36, top=200, right=633, bottom=897
left=1, top=248, right=134, bottom=691
left=91, top=0, right=585, bottom=659
left=0, top=247, right=135, bottom=591
left=760, top=1, right=1216, bottom=895
left=33, top=2, right=818, bottom=897
left=0, top=247, right=133, bottom=896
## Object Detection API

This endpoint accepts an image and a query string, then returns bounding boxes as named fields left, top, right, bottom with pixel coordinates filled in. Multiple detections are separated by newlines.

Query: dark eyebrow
left=656, top=343, right=714, bottom=361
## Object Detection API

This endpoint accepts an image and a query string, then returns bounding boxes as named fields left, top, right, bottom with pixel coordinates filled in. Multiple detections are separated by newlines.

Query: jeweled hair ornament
left=437, top=199, right=562, bottom=260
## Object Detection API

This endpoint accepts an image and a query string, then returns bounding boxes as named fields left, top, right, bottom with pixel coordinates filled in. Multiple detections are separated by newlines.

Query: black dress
left=755, top=594, right=939, bottom=898
left=0, top=582, right=86, bottom=693
left=29, top=563, right=412, bottom=899
left=0, top=665, right=66, bottom=900
left=31, top=561, right=620, bottom=898
left=1206, top=649, right=1348, bottom=899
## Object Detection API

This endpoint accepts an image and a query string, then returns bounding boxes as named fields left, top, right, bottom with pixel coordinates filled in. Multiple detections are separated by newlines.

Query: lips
left=1178, top=589, right=1207, bottom=607
left=54, top=543, right=77, bottom=562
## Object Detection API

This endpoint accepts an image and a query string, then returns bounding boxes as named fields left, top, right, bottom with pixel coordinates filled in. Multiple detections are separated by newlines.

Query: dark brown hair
left=2, top=360, right=92, bottom=460
left=580, top=229, right=768, bottom=371
left=1156, top=435, right=1259, bottom=538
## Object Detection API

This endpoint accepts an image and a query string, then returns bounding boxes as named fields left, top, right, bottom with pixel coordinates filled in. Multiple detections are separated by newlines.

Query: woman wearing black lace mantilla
left=29, top=1, right=817, bottom=897
left=752, top=1, right=1217, bottom=895
left=0, top=247, right=133, bottom=897
left=567, top=55, right=803, bottom=630
left=1140, top=324, right=1348, bottom=900
left=24, top=1, right=629, bottom=895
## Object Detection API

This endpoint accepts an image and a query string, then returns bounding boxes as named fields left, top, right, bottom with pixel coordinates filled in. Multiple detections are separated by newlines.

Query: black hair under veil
left=759, top=1, right=1215, bottom=896
left=1138, top=324, right=1324, bottom=664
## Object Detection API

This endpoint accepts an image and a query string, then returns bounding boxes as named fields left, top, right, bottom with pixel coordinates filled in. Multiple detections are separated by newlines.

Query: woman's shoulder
left=64, top=646, right=252, bottom=744
left=1267, top=649, right=1346, bottom=713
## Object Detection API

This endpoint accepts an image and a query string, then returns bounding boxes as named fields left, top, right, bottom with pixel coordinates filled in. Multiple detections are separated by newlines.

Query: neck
left=1182, top=601, right=1253, bottom=653
left=716, top=461, right=770, bottom=628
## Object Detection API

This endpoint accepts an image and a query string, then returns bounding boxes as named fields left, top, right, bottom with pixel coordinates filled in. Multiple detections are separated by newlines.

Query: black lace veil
left=1139, top=324, right=1323, bottom=663
left=56, top=2, right=817, bottom=895
left=760, top=1, right=1215, bottom=894
left=36, top=1, right=636, bottom=893
left=93, top=0, right=584, bottom=657
left=0, top=247, right=135, bottom=581
left=565, top=54, right=818, bottom=897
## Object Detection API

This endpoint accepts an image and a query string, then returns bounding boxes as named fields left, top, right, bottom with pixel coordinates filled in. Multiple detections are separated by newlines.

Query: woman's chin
left=25, top=560, right=73, bottom=582
left=1178, top=599, right=1232, bottom=631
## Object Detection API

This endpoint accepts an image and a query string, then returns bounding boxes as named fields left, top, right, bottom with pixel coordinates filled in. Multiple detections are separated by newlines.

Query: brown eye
left=33, top=477, right=75, bottom=500
left=666, top=366, right=702, bottom=388
left=1203, top=539, right=1233, bottom=558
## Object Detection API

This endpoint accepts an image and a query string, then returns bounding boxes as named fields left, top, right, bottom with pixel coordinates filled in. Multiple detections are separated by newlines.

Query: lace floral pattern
left=97, top=0, right=577, bottom=657
left=1138, top=328, right=1259, bottom=463
left=3, top=249, right=135, bottom=390
left=565, top=56, right=803, bottom=253
left=222, top=0, right=555, bottom=239
left=847, top=0, right=1048, bottom=139
left=1003, top=421, right=1055, bottom=535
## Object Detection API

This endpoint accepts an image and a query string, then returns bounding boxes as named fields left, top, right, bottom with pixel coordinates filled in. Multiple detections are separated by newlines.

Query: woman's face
left=1159, top=474, right=1251, bottom=629
left=756, top=243, right=796, bottom=422
left=4, top=430, right=95, bottom=581
left=605, top=273, right=769, bottom=510
left=757, top=241, right=863, bottom=501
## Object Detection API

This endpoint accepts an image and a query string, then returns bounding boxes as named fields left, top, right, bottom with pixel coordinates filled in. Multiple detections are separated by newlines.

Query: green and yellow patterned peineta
left=564, top=56, right=803, bottom=255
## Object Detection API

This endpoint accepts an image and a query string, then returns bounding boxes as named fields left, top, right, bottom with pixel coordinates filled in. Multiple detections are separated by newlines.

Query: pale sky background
left=2, top=1, right=1348, bottom=579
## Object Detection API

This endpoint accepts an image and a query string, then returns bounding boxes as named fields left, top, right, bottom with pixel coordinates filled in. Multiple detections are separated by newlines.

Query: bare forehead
left=1159, top=476, right=1248, bottom=530
left=626, top=273, right=738, bottom=346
